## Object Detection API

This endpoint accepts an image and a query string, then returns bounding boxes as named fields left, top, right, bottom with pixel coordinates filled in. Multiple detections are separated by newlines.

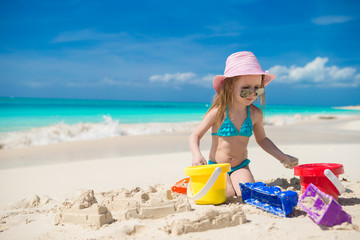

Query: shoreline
left=334, top=105, right=360, bottom=111
left=1, top=113, right=359, bottom=150
left=0, top=115, right=360, bottom=170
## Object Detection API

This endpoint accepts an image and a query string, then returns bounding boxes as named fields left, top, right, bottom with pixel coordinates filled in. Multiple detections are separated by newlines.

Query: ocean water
left=0, top=97, right=209, bottom=132
left=0, top=97, right=359, bottom=149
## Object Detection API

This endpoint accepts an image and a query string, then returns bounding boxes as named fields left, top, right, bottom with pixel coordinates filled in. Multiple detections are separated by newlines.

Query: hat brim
left=213, top=75, right=226, bottom=93
left=213, top=73, right=276, bottom=93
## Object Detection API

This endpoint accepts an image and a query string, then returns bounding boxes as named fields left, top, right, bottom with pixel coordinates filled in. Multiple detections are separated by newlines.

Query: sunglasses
left=240, top=88, right=265, bottom=98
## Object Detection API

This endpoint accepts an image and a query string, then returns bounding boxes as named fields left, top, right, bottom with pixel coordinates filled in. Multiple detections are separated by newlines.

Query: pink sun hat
left=213, top=51, right=276, bottom=93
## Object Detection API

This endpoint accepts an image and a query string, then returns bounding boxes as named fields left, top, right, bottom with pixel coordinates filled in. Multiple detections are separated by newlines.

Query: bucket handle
left=187, top=166, right=222, bottom=201
left=324, top=169, right=345, bottom=195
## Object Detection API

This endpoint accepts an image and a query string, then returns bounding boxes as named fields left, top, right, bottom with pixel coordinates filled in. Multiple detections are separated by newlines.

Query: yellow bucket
left=184, top=163, right=230, bottom=205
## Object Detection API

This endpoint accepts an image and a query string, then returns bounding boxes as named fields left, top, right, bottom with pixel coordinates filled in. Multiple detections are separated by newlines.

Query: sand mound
left=3, top=195, right=54, bottom=211
left=54, top=190, right=113, bottom=228
left=263, top=177, right=301, bottom=191
left=328, top=222, right=360, bottom=231
left=52, top=185, right=191, bottom=230
left=119, top=223, right=155, bottom=237
left=118, top=203, right=247, bottom=237
left=164, top=204, right=246, bottom=235
left=100, top=185, right=191, bottom=220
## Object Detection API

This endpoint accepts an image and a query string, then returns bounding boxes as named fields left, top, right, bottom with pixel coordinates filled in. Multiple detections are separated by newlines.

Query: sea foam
left=0, top=114, right=344, bottom=149
left=0, top=115, right=199, bottom=149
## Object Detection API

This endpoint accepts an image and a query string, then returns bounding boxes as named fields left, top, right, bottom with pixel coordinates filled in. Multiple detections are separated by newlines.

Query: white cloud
left=201, top=74, right=216, bottom=83
left=312, top=16, right=352, bottom=25
left=270, top=57, right=360, bottom=87
left=205, top=22, right=244, bottom=37
left=356, top=74, right=360, bottom=80
left=149, top=72, right=196, bottom=83
left=149, top=72, right=215, bottom=88
left=22, top=81, right=54, bottom=87
left=66, top=77, right=142, bottom=88
left=99, top=77, right=125, bottom=86
left=52, top=29, right=126, bottom=43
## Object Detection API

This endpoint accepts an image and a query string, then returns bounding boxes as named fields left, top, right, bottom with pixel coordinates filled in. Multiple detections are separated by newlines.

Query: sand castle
left=100, top=185, right=191, bottom=220
left=53, top=185, right=192, bottom=228
left=51, top=185, right=248, bottom=236
left=54, top=190, right=113, bottom=228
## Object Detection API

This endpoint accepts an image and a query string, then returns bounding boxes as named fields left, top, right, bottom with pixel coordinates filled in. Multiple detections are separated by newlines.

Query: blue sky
left=0, top=0, right=359, bottom=106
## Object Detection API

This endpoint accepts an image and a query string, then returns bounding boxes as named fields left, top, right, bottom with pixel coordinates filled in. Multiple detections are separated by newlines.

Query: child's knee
left=226, top=175, right=236, bottom=197
left=227, top=184, right=236, bottom=197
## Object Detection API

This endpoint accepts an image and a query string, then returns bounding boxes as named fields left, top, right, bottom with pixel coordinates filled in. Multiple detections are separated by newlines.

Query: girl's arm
left=189, top=109, right=217, bottom=166
left=252, top=107, right=298, bottom=169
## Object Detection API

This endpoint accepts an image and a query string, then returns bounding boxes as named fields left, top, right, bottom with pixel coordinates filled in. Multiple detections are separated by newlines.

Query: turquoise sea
left=1, top=97, right=359, bottom=133
left=0, top=97, right=359, bottom=149
left=0, top=97, right=209, bottom=132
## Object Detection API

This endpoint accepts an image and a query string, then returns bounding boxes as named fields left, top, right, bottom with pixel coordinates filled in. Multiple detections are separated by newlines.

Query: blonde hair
left=206, top=75, right=266, bottom=122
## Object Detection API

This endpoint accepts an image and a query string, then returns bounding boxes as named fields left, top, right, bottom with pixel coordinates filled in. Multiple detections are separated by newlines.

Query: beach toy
left=298, top=183, right=351, bottom=226
left=184, top=163, right=230, bottom=205
left=239, top=182, right=298, bottom=217
left=294, top=163, right=345, bottom=200
left=171, top=177, right=190, bottom=194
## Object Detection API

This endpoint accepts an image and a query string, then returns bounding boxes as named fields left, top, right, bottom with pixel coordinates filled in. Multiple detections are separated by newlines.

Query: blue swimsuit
left=210, top=105, right=253, bottom=174
left=208, top=159, right=251, bottom=175
left=211, top=105, right=253, bottom=137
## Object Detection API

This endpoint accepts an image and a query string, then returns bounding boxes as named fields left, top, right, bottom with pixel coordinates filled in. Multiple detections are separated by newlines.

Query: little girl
left=189, top=51, right=299, bottom=197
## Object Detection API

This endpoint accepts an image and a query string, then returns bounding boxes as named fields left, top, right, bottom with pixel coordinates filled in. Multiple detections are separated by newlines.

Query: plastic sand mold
left=171, top=177, right=189, bottom=194
left=294, top=163, right=345, bottom=200
left=239, top=182, right=298, bottom=217
left=298, top=183, right=351, bottom=226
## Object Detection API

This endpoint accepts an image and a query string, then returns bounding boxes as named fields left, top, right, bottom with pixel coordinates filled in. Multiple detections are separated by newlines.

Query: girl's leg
left=226, top=174, right=236, bottom=197
left=229, top=165, right=255, bottom=196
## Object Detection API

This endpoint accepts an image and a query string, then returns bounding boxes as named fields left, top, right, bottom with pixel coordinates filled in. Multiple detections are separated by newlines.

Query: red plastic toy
left=171, top=177, right=190, bottom=194
left=294, top=163, right=344, bottom=200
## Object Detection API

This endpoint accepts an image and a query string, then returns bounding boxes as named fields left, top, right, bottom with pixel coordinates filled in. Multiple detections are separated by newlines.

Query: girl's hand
left=280, top=155, right=299, bottom=169
left=192, top=155, right=207, bottom=166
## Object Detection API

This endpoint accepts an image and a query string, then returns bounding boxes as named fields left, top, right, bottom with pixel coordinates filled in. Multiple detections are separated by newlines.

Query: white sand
left=0, top=116, right=360, bottom=239
left=334, top=106, right=360, bottom=111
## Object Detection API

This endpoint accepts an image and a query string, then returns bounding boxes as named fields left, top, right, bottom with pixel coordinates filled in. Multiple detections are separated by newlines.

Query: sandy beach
left=2, top=0, right=360, bottom=238
left=0, top=115, right=360, bottom=239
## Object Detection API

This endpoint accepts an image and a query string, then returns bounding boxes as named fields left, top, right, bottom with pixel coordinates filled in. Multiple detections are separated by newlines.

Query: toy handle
left=324, top=169, right=345, bottom=195
left=187, top=167, right=221, bottom=200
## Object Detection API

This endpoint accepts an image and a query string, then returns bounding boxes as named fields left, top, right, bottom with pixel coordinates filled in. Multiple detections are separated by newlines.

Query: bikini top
left=211, top=105, right=253, bottom=137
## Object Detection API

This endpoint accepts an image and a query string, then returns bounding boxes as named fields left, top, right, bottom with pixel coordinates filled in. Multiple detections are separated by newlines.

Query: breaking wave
left=0, top=114, right=344, bottom=149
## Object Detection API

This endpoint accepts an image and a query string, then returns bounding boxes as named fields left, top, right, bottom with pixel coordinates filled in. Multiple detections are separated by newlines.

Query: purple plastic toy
left=298, top=183, right=351, bottom=226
